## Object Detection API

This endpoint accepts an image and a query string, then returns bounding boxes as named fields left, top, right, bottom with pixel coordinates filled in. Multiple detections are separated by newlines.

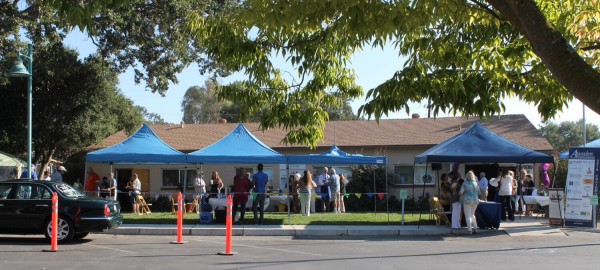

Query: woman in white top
left=132, top=174, right=142, bottom=214
left=498, top=168, right=515, bottom=221
left=194, top=171, right=206, bottom=199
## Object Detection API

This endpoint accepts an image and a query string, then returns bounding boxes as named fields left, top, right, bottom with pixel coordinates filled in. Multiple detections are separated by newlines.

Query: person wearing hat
left=20, top=164, right=38, bottom=180
left=50, top=166, right=67, bottom=182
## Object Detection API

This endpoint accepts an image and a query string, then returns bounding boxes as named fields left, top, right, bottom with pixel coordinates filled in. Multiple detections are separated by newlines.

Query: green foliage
left=0, top=42, right=142, bottom=165
left=1, top=0, right=239, bottom=94
left=540, top=119, right=600, bottom=153
left=181, top=80, right=226, bottom=124
left=187, top=0, right=600, bottom=147
left=136, top=106, right=167, bottom=125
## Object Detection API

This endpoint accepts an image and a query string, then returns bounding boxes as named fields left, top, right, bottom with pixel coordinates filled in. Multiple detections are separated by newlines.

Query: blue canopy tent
left=287, top=144, right=386, bottom=165
left=186, top=124, right=287, bottom=164
left=86, top=124, right=188, bottom=197
left=413, top=122, right=553, bottom=226
left=415, top=122, right=554, bottom=164
left=86, top=124, right=187, bottom=164
left=559, top=138, right=600, bottom=159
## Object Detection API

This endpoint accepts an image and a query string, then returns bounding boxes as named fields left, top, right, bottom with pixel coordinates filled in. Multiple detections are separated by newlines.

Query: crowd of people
left=287, top=167, right=349, bottom=216
left=437, top=167, right=539, bottom=234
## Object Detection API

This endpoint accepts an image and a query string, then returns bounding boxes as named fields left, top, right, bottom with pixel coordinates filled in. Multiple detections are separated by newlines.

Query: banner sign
left=565, top=148, right=599, bottom=228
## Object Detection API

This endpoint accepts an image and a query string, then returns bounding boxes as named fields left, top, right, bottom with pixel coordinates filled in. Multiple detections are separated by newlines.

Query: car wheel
left=44, top=216, right=75, bottom=243
left=74, top=232, right=89, bottom=239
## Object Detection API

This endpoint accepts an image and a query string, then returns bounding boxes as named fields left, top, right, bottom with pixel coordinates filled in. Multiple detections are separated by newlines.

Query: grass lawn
left=122, top=211, right=437, bottom=226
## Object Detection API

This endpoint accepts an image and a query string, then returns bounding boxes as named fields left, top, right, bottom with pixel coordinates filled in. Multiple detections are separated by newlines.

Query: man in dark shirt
left=233, top=171, right=252, bottom=224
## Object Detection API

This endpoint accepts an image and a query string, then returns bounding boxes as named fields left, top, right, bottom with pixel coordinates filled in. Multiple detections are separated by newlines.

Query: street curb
left=101, top=224, right=470, bottom=237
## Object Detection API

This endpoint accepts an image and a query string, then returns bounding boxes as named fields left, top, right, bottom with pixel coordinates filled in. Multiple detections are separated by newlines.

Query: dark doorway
left=115, top=169, right=133, bottom=212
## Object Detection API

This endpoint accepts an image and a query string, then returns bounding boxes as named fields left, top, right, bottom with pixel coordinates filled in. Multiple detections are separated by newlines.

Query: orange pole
left=51, top=192, right=58, bottom=251
left=170, top=192, right=186, bottom=244
left=43, top=192, right=59, bottom=252
left=218, top=195, right=236, bottom=255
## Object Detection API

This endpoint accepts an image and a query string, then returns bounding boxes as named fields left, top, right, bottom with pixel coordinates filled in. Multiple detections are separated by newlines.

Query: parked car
left=0, top=179, right=122, bottom=242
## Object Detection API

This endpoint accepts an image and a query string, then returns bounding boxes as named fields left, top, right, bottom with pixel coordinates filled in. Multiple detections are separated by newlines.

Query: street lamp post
left=8, top=44, right=33, bottom=179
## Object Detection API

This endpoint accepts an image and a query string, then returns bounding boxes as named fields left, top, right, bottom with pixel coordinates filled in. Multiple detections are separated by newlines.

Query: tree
left=136, top=106, right=167, bottom=125
left=188, top=0, right=600, bottom=147
left=0, top=41, right=142, bottom=167
left=4, top=1, right=600, bottom=148
left=0, top=0, right=238, bottom=93
left=181, top=80, right=225, bottom=124
left=540, top=120, right=600, bottom=154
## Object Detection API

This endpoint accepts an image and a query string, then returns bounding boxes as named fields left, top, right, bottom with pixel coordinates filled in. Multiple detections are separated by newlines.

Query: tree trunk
left=486, top=0, right=600, bottom=114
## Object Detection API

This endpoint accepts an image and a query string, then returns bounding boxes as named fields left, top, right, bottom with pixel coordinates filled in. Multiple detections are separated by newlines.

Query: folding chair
left=136, top=195, right=152, bottom=215
left=431, top=197, right=451, bottom=226
left=187, top=195, right=200, bottom=214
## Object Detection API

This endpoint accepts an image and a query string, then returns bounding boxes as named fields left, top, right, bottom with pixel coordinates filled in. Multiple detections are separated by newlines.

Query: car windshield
left=54, top=183, right=85, bottom=198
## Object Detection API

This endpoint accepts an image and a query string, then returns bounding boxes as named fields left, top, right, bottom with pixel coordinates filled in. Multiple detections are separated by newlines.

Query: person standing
left=40, top=170, right=51, bottom=181
left=85, top=167, right=100, bottom=196
left=132, top=174, right=142, bottom=214
left=99, top=177, right=110, bottom=198
left=478, top=172, right=488, bottom=201
left=460, top=171, right=480, bottom=234
left=339, top=174, right=348, bottom=213
left=73, top=178, right=83, bottom=192
left=317, top=167, right=331, bottom=212
left=497, top=168, right=515, bottom=221
left=288, top=174, right=300, bottom=213
left=108, top=172, right=117, bottom=201
left=194, top=171, right=206, bottom=200
left=300, top=170, right=317, bottom=216
left=329, top=168, right=341, bottom=213
left=50, top=166, right=67, bottom=182
left=252, top=164, right=269, bottom=225
left=210, top=171, right=224, bottom=199
left=20, top=164, right=38, bottom=180
left=450, top=171, right=464, bottom=229
left=233, top=171, right=252, bottom=224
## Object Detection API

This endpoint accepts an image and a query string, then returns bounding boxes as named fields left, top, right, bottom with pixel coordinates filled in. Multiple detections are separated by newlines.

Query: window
left=162, top=169, right=196, bottom=188
left=414, top=165, right=435, bottom=186
left=393, top=166, right=413, bottom=185
left=392, top=165, right=434, bottom=185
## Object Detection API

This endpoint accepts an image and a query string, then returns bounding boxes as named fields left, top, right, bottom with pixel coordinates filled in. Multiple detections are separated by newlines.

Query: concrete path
left=102, top=216, right=579, bottom=237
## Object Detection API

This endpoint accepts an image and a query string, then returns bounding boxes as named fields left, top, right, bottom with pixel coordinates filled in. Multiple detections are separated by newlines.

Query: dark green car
left=0, top=179, right=123, bottom=242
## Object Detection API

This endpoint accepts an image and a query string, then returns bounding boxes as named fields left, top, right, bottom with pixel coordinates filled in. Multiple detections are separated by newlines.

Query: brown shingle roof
left=92, top=114, right=552, bottom=152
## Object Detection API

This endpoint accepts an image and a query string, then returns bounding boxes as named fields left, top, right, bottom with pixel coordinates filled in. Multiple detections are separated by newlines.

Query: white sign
left=565, top=158, right=595, bottom=226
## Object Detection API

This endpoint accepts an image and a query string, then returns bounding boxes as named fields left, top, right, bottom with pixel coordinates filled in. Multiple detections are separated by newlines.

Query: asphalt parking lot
left=1, top=230, right=600, bottom=270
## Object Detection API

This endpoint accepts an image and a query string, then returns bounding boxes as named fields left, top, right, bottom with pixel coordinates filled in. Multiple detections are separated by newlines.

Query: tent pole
left=183, top=166, right=188, bottom=203
left=415, top=161, right=419, bottom=228
left=386, top=161, right=389, bottom=224
left=418, top=162, right=428, bottom=229
left=374, top=167, right=376, bottom=215
left=286, top=159, right=291, bottom=226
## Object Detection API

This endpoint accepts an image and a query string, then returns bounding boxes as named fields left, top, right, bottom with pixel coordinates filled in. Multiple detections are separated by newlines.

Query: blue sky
left=64, top=32, right=599, bottom=128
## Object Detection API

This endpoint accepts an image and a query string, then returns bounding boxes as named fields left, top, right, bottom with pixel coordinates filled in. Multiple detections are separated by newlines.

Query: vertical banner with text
left=566, top=148, right=599, bottom=228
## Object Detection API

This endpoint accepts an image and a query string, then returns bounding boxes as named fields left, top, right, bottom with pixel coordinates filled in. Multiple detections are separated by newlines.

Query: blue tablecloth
left=476, top=201, right=502, bottom=229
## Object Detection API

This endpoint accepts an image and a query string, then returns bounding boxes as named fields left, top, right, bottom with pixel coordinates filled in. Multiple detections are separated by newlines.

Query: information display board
left=565, top=148, right=599, bottom=228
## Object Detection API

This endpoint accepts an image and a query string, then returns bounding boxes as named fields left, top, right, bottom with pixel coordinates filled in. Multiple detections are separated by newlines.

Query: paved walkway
left=103, top=216, right=578, bottom=237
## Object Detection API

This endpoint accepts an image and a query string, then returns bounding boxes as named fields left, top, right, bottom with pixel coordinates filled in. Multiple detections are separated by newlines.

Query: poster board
left=565, top=148, right=599, bottom=228
left=279, top=164, right=306, bottom=192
